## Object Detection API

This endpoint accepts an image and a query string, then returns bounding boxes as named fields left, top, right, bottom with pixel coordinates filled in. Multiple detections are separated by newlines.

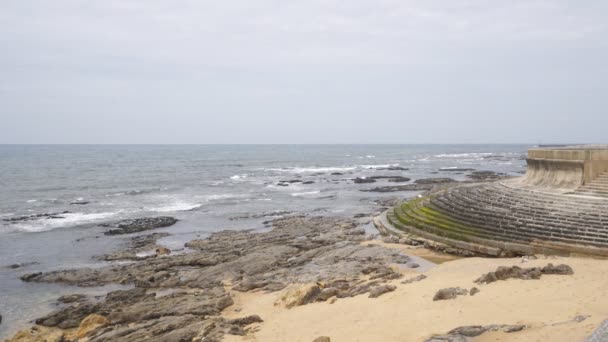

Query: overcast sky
left=1, top=1, right=607, bottom=144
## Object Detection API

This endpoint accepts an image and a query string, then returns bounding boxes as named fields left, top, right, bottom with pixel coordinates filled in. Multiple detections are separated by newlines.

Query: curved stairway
left=575, top=172, right=608, bottom=198
left=387, top=181, right=608, bottom=257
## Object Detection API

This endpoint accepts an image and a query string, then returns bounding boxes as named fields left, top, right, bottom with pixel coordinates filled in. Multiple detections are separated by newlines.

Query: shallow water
left=0, top=144, right=529, bottom=338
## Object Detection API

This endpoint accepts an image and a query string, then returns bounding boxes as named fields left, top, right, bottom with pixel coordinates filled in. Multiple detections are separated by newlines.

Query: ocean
left=0, top=144, right=529, bottom=338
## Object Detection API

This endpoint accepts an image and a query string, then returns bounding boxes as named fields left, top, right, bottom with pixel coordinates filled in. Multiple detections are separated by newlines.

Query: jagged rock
left=3, top=211, right=70, bottom=222
left=73, top=314, right=108, bottom=339
left=474, top=264, right=573, bottom=284
left=433, top=287, right=468, bottom=301
left=426, top=324, right=525, bottom=341
left=104, top=217, right=178, bottom=235
left=156, top=246, right=171, bottom=255
left=541, top=263, right=574, bottom=275
left=469, top=287, right=480, bottom=296
left=282, top=285, right=322, bottom=308
left=17, top=216, right=412, bottom=341
left=369, top=285, right=396, bottom=298
left=57, top=294, right=87, bottom=304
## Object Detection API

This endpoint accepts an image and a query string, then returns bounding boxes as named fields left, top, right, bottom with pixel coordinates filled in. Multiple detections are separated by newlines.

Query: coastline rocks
left=368, top=285, right=396, bottom=298
left=414, top=178, right=456, bottom=185
left=73, top=314, right=109, bottom=340
left=104, top=217, right=178, bottom=235
left=17, top=216, right=415, bottom=341
left=426, top=324, right=525, bottom=341
left=3, top=211, right=71, bottom=222
left=5, top=261, right=40, bottom=269
left=354, top=177, right=376, bottom=184
left=69, top=200, right=90, bottom=205
left=469, top=287, right=480, bottom=296
left=466, top=170, right=507, bottom=181
left=474, top=264, right=573, bottom=284
left=432, top=287, right=468, bottom=301
left=57, top=294, right=87, bottom=304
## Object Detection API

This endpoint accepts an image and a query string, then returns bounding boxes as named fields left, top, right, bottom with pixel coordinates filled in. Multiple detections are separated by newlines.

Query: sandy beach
left=223, top=252, right=607, bottom=342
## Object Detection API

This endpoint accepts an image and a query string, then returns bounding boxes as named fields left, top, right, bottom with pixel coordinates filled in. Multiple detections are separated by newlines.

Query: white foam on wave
left=11, top=212, right=117, bottom=233
left=291, top=191, right=321, bottom=197
left=267, top=163, right=401, bottom=174
left=435, top=153, right=494, bottom=158
left=26, top=200, right=37, bottom=203
left=0, top=213, right=14, bottom=218
left=148, top=202, right=202, bottom=212
left=230, top=174, right=248, bottom=180
left=359, top=164, right=400, bottom=169
left=266, top=166, right=356, bottom=174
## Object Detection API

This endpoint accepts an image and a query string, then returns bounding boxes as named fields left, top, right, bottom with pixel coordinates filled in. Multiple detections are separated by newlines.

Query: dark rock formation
left=467, top=170, right=507, bottom=181
left=354, top=177, right=376, bottom=184
left=57, top=294, right=87, bottom=304
left=368, top=285, right=396, bottom=298
left=432, top=287, right=468, bottom=301
left=469, top=287, right=480, bottom=296
left=103, top=217, right=178, bottom=235
left=474, top=264, right=573, bottom=284
left=426, top=324, right=525, bottom=341
left=3, top=211, right=71, bottom=222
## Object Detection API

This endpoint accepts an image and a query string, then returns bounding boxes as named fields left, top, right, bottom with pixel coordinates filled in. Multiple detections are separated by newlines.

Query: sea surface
left=0, top=144, right=530, bottom=338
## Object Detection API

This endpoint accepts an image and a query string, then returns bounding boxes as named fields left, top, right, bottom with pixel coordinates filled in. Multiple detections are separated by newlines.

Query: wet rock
left=5, top=261, right=40, bottom=269
left=414, top=178, right=456, bottom=185
left=368, top=285, right=396, bottom=298
left=331, top=172, right=343, bottom=175
left=3, top=211, right=71, bottom=222
left=57, top=294, right=87, bottom=304
left=467, top=170, right=508, bottom=181
left=433, top=287, right=468, bottom=301
left=388, top=176, right=411, bottom=183
left=474, top=264, right=573, bottom=284
left=302, top=181, right=315, bottom=184
left=69, top=200, right=90, bottom=205
left=104, top=217, right=178, bottom=235
left=354, top=177, right=376, bottom=184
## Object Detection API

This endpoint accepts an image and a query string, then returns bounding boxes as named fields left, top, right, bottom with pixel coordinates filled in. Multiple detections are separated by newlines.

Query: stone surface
left=15, top=216, right=412, bottom=342
left=432, top=287, right=468, bottom=301
left=103, top=217, right=178, bottom=235
left=474, top=264, right=573, bottom=284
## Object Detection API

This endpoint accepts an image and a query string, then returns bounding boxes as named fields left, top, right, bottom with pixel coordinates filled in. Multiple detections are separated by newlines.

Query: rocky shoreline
left=6, top=215, right=420, bottom=342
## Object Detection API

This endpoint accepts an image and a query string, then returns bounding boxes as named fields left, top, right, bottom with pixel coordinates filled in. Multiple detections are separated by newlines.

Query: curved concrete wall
left=523, top=158, right=585, bottom=190
left=523, top=147, right=608, bottom=190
